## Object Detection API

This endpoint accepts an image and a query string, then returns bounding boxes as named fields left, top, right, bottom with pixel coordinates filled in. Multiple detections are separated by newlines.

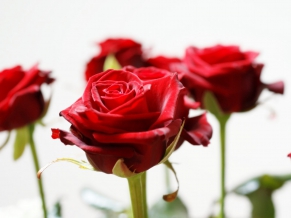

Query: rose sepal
left=112, top=158, right=136, bottom=178
left=202, top=91, right=231, bottom=123
left=159, top=120, right=185, bottom=164
left=162, top=160, right=179, bottom=202
left=13, top=126, right=29, bottom=160
left=37, top=158, right=96, bottom=179
left=103, top=54, right=122, bottom=71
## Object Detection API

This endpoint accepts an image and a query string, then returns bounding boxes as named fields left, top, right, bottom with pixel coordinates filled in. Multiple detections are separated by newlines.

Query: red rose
left=124, top=66, right=212, bottom=148
left=52, top=67, right=212, bottom=174
left=177, top=45, right=284, bottom=113
left=0, top=65, right=54, bottom=131
left=145, top=56, right=182, bottom=71
left=85, top=38, right=145, bottom=81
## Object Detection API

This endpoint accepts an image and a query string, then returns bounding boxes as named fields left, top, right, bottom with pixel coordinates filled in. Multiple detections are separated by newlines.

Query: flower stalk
left=219, top=119, right=227, bottom=218
left=127, top=172, right=148, bottom=218
left=28, top=124, right=47, bottom=218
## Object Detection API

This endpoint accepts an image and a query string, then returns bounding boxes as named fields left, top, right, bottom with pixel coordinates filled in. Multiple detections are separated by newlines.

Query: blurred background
left=0, top=0, right=290, bottom=217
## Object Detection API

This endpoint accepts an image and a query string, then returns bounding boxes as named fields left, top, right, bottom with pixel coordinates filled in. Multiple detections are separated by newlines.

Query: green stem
left=127, top=172, right=148, bottom=218
left=28, top=124, right=47, bottom=218
left=219, top=119, right=228, bottom=218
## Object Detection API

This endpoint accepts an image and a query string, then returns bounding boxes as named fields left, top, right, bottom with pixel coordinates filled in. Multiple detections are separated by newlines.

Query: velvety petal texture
left=128, top=67, right=213, bottom=147
left=85, top=38, right=145, bottom=81
left=178, top=45, right=284, bottom=113
left=0, top=65, right=54, bottom=131
left=53, top=67, right=212, bottom=174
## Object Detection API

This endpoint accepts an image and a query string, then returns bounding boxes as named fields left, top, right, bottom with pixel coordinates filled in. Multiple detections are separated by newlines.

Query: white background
left=0, top=0, right=290, bottom=217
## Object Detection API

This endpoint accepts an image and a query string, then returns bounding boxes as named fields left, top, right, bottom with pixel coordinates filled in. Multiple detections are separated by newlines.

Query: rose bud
left=174, top=45, right=284, bottom=113
left=85, top=38, right=145, bottom=81
left=0, top=65, right=54, bottom=131
left=52, top=67, right=212, bottom=174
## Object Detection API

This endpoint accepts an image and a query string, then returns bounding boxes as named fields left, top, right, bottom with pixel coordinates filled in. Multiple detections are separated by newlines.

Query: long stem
left=28, top=124, right=47, bottom=218
left=127, top=172, right=148, bottom=218
left=219, top=120, right=227, bottom=218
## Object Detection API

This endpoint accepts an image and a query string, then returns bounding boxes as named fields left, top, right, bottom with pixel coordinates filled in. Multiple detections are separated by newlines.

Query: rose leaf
left=149, top=196, right=189, bottom=218
left=232, top=174, right=291, bottom=218
left=48, top=200, right=62, bottom=218
left=81, top=187, right=126, bottom=215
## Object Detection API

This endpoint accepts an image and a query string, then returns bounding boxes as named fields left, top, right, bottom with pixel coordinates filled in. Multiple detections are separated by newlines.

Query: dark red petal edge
left=51, top=128, right=135, bottom=158
left=183, top=113, right=213, bottom=146
left=265, top=81, right=284, bottom=95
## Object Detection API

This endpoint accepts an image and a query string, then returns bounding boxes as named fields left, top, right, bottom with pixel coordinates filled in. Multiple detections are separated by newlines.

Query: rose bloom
left=0, top=65, right=54, bottom=131
left=85, top=38, right=145, bottom=81
left=52, top=67, right=212, bottom=174
left=174, top=45, right=284, bottom=113
left=145, top=56, right=182, bottom=72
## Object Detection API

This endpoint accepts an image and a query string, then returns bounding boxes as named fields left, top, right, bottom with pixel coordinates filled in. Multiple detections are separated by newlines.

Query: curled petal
left=182, top=113, right=213, bottom=147
left=265, top=81, right=284, bottom=95
left=51, top=128, right=135, bottom=158
left=184, top=95, right=200, bottom=110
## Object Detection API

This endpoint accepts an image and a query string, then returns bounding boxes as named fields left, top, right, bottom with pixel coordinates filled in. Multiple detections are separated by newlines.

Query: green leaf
left=37, top=158, right=96, bottom=179
left=232, top=174, right=291, bottom=218
left=48, top=200, right=62, bottom=218
left=149, top=196, right=189, bottom=218
left=103, top=54, right=122, bottom=71
left=13, top=126, right=29, bottom=160
left=202, top=92, right=230, bottom=123
left=0, top=131, right=11, bottom=152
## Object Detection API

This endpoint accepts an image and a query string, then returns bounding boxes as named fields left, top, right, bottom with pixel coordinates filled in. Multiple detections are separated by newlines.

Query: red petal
left=51, top=128, right=60, bottom=139
left=183, top=113, right=213, bottom=147
left=265, top=81, right=284, bottom=95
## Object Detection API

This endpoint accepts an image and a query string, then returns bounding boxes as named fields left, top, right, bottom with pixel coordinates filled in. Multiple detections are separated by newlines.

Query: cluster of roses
left=0, top=38, right=285, bottom=175
left=58, top=38, right=284, bottom=174
left=0, top=37, right=286, bottom=218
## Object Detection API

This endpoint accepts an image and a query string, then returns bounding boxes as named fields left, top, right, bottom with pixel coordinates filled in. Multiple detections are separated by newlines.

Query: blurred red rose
left=176, top=45, right=284, bottom=113
left=52, top=67, right=212, bottom=174
left=0, top=65, right=54, bottom=131
left=145, top=55, right=182, bottom=71
left=85, top=38, right=145, bottom=81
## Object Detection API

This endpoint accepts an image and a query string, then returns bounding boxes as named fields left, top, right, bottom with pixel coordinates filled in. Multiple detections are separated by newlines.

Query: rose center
left=104, top=84, right=124, bottom=96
